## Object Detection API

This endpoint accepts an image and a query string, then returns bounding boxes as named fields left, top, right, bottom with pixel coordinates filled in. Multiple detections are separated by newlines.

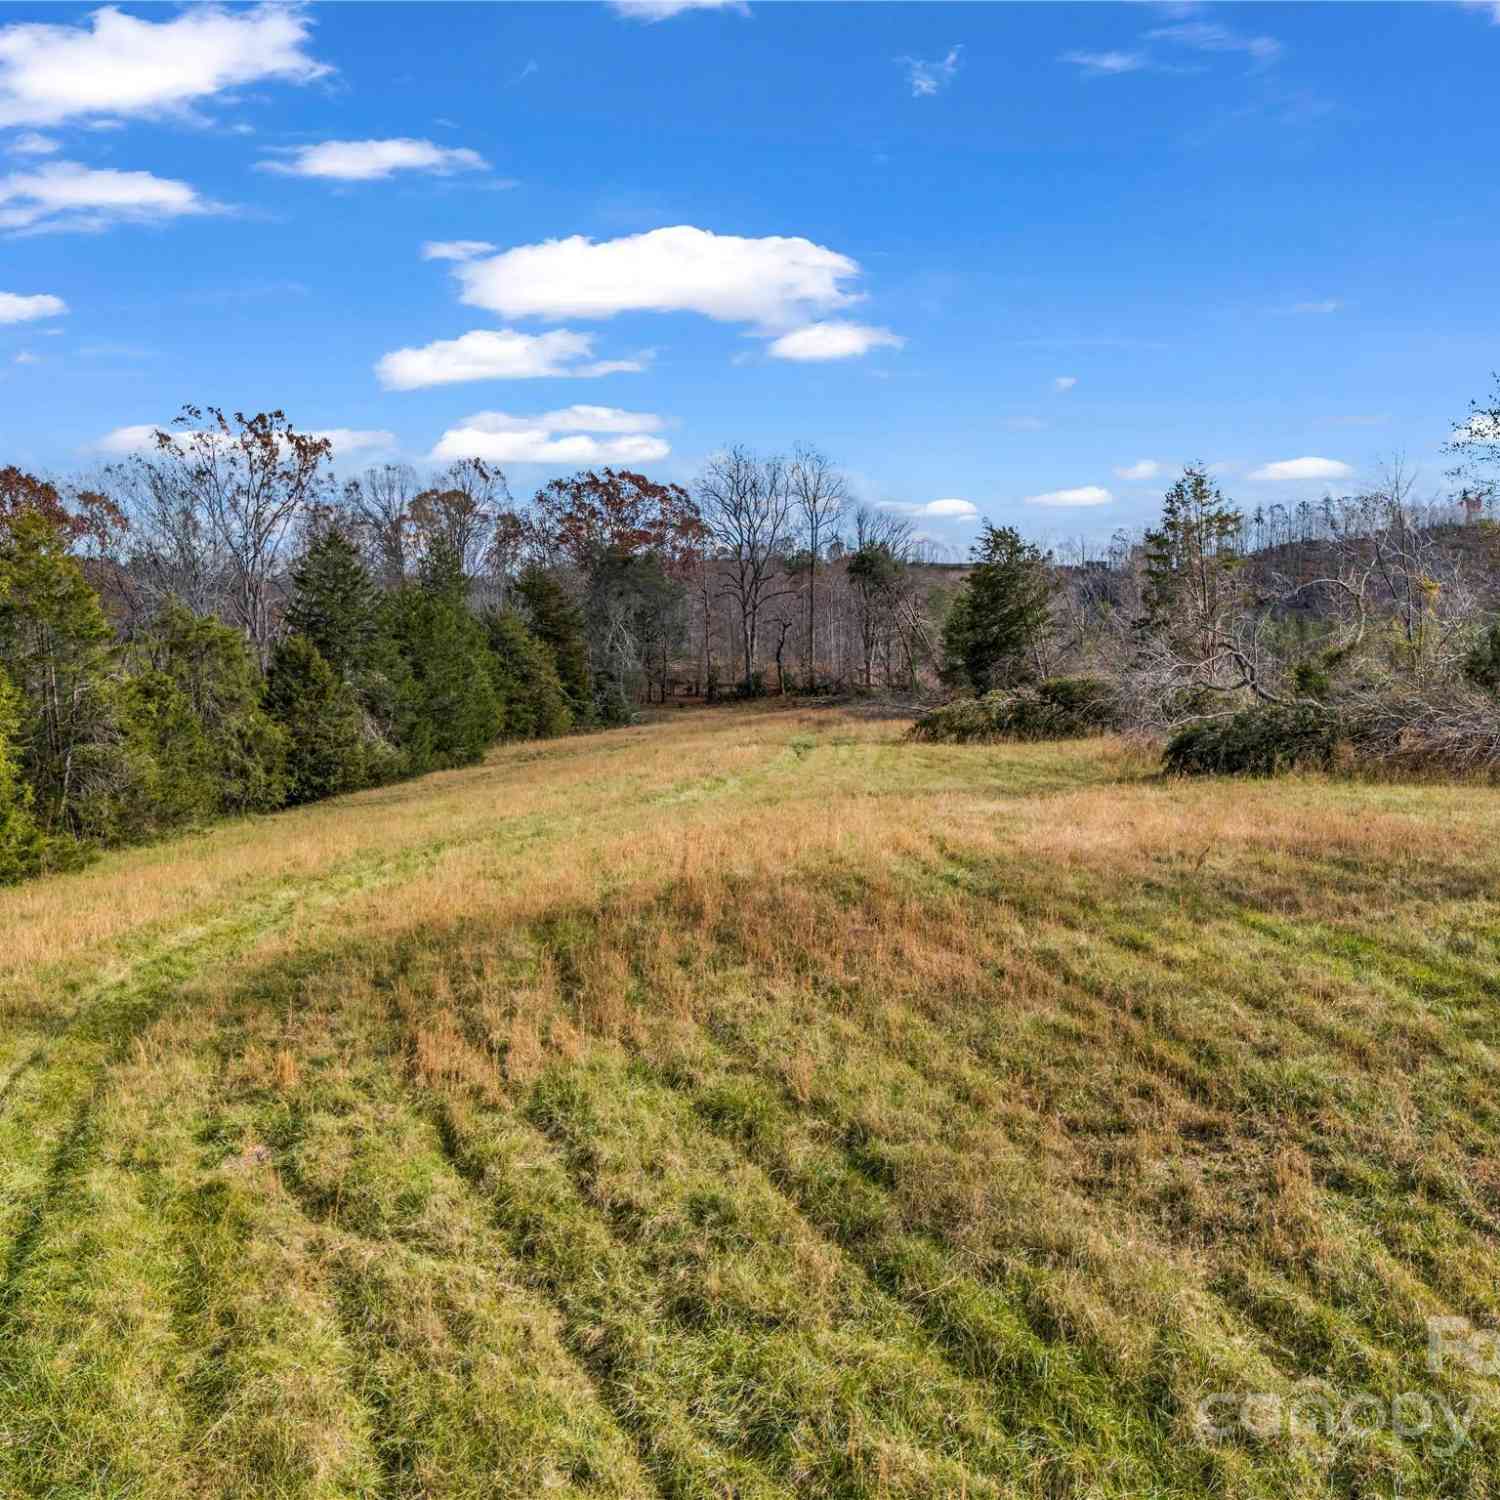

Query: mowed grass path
left=3, top=704, right=1499, bottom=1499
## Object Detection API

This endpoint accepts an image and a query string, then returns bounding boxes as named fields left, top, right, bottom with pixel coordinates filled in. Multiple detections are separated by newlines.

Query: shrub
left=1163, top=702, right=1352, bottom=777
left=1462, top=619, right=1500, bottom=694
left=910, top=677, right=1121, bottom=744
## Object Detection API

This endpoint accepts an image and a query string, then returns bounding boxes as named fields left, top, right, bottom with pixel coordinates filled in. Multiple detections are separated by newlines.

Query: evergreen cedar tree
left=940, top=524, right=1054, bottom=694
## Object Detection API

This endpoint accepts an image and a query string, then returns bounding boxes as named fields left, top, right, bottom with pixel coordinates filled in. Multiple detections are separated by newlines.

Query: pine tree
left=1137, top=466, right=1245, bottom=673
left=285, top=529, right=381, bottom=680
left=387, top=545, right=502, bottom=770
left=515, top=565, right=592, bottom=724
left=481, top=609, right=573, bottom=740
left=140, top=600, right=289, bottom=814
left=940, top=524, right=1054, bottom=694
left=285, top=530, right=410, bottom=780
left=264, top=636, right=368, bottom=804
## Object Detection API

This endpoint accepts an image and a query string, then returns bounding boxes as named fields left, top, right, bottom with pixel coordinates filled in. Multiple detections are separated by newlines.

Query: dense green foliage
left=481, top=608, right=573, bottom=741
left=0, top=666, right=45, bottom=882
left=939, top=524, right=1054, bottom=694
left=516, top=564, right=593, bottom=726
left=0, top=512, right=135, bottom=839
left=1163, top=702, right=1354, bottom=777
left=264, top=635, right=371, bottom=804
left=1463, top=618, right=1500, bottom=693
left=137, top=601, right=289, bottom=815
left=0, top=499, right=584, bottom=881
left=386, top=582, right=503, bottom=772
left=911, top=677, right=1121, bottom=743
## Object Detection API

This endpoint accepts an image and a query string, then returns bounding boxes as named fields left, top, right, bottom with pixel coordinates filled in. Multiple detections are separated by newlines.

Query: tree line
left=924, top=377, right=1500, bottom=775
left=0, top=408, right=967, bottom=881
left=6, top=378, right=1498, bottom=882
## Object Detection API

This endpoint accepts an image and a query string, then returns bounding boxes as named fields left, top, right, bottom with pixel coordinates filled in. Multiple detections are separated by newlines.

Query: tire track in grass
left=204, top=956, right=660, bottom=1500
left=649, top=877, right=1496, bottom=1496
left=626, top=1008, right=1279, bottom=1500
left=489, top=1048, right=1029, bottom=1497
left=0, top=991, right=385, bottom=1499
left=431, top=1085, right=791, bottom=1499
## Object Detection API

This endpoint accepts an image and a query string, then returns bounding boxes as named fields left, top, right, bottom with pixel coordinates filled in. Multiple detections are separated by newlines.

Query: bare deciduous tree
left=788, top=445, right=847, bottom=690
left=697, top=446, right=796, bottom=691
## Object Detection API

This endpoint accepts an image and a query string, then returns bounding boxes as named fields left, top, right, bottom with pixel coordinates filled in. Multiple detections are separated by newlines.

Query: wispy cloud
left=1113, top=460, right=1161, bottom=481
left=421, top=239, right=497, bottom=263
left=609, top=0, right=749, bottom=22
left=1289, top=298, right=1343, bottom=314
left=1146, top=21, right=1282, bottom=66
left=899, top=46, right=962, bottom=98
left=1052, top=375, right=1077, bottom=393
left=260, top=139, right=488, bottom=182
left=375, top=328, right=647, bottom=390
left=5, top=131, right=58, bottom=156
left=1061, top=50, right=1149, bottom=76
left=0, top=160, right=213, bottom=234
left=1025, top=485, right=1113, bottom=508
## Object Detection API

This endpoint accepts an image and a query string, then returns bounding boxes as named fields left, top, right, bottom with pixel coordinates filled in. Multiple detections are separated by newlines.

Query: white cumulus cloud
left=0, top=4, right=329, bottom=128
left=261, top=138, right=487, bottom=182
left=452, top=225, right=862, bottom=330
left=1248, top=456, right=1353, bottom=482
left=430, top=407, right=669, bottom=465
left=310, top=428, right=398, bottom=458
left=879, top=497, right=980, bottom=523
left=766, top=321, right=904, bottom=362
left=1113, top=459, right=1161, bottom=481
left=375, top=328, right=647, bottom=390
left=421, top=239, right=496, bottom=262
left=94, top=423, right=168, bottom=455
left=1025, top=485, right=1113, bottom=508
left=0, top=289, right=65, bottom=322
left=1052, top=375, right=1077, bottom=392
left=0, top=160, right=210, bottom=233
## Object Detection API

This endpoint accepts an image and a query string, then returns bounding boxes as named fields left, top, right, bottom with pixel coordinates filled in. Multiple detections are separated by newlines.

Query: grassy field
left=3, top=702, right=1499, bottom=1499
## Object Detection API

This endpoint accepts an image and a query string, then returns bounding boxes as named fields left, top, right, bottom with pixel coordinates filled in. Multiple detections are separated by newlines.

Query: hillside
left=3, top=703, right=1499, bottom=1498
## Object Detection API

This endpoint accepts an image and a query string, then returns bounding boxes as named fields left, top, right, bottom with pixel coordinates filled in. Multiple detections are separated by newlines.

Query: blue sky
left=1, top=1, right=1497, bottom=548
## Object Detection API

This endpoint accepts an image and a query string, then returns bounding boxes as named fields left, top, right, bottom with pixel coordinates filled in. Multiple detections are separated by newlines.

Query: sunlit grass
left=2, top=701, right=1498, bottom=1497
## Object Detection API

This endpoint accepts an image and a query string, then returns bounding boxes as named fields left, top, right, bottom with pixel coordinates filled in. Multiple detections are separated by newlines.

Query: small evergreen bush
left=1163, top=702, right=1352, bottom=777
left=910, top=677, right=1121, bottom=744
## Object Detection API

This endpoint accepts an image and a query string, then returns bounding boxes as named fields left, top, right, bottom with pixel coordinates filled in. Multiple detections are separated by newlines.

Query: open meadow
left=3, top=702, right=1499, bottom=1499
